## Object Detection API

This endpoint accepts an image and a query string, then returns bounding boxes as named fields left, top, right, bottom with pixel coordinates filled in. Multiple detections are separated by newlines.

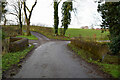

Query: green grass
left=68, top=43, right=120, bottom=78
left=16, top=34, right=38, bottom=40
left=30, top=26, right=70, bottom=40
left=2, top=45, right=34, bottom=72
left=30, top=26, right=109, bottom=40
left=0, top=54, right=2, bottom=79
left=99, top=63, right=120, bottom=78
left=2, top=25, right=109, bottom=40
left=88, top=60, right=120, bottom=78
left=65, top=29, right=109, bottom=40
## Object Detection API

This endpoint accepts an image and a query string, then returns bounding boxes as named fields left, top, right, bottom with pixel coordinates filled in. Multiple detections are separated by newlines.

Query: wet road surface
left=14, top=32, right=103, bottom=78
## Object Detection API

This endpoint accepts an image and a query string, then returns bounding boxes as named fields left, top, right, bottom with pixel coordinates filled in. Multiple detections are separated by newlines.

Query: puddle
left=29, top=44, right=32, bottom=47
left=33, top=43, right=38, bottom=45
left=66, top=41, right=71, bottom=44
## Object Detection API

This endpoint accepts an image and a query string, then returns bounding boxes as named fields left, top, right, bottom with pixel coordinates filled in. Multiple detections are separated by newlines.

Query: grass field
left=65, top=28, right=109, bottom=40
left=30, top=26, right=70, bottom=40
left=2, top=25, right=109, bottom=40
left=16, top=35, right=38, bottom=40
left=30, top=26, right=109, bottom=40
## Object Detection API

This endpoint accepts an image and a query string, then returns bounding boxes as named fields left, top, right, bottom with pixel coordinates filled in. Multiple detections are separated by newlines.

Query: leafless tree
left=1, top=0, right=7, bottom=26
left=23, top=0, right=37, bottom=36
left=9, top=0, right=23, bottom=34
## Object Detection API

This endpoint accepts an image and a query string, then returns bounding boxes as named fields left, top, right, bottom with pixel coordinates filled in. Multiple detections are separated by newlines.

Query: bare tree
left=23, top=0, right=37, bottom=36
left=9, top=0, right=23, bottom=34
left=18, top=0, right=23, bottom=34
left=1, top=0, right=7, bottom=26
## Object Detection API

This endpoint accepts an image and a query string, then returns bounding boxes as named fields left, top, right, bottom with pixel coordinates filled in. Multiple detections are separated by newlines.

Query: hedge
left=71, top=37, right=109, bottom=61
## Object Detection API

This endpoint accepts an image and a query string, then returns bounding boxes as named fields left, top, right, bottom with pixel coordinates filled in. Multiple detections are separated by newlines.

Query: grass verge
left=2, top=45, right=34, bottom=72
left=68, top=43, right=120, bottom=78
left=0, top=54, right=2, bottom=79
left=16, top=35, right=38, bottom=40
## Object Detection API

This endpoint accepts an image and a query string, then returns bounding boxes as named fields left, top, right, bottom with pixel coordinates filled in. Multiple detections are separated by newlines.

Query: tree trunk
left=4, top=17, right=7, bottom=26
left=19, top=14, right=23, bottom=35
left=55, top=29, right=58, bottom=36
left=26, top=21, right=31, bottom=36
left=23, top=0, right=37, bottom=36
left=19, top=27, right=22, bottom=35
left=54, top=2, right=59, bottom=36
left=19, top=4, right=23, bottom=35
left=63, top=29, right=67, bottom=36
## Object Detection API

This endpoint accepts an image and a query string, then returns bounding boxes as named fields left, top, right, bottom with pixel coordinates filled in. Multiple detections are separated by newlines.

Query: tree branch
left=9, top=12, right=18, bottom=18
left=29, top=0, right=37, bottom=20
left=23, top=2, right=28, bottom=21
left=25, top=6, right=30, bottom=13
left=58, top=0, right=62, bottom=4
left=12, top=4, right=19, bottom=14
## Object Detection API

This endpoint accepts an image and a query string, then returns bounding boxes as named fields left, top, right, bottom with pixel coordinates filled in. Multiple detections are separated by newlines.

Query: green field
left=16, top=34, right=38, bottom=40
left=30, top=26, right=109, bottom=40
left=3, top=26, right=109, bottom=40
left=65, top=28, right=109, bottom=40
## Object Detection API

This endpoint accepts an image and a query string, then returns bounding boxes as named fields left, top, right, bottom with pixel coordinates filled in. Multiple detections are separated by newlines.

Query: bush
left=71, top=37, right=109, bottom=61
left=109, top=34, right=120, bottom=55
left=2, top=26, right=19, bottom=37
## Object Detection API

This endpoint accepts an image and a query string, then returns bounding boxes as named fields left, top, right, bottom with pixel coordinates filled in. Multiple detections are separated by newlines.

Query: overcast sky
left=6, top=0, right=102, bottom=28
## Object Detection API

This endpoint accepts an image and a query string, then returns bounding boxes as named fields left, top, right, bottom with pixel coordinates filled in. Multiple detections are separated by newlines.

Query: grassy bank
left=68, top=43, right=120, bottom=78
left=2, top=45, right=34, bottom=72
left=16, top=35, right=38, bottom=40
left=0, top=55, right=2, bottom=79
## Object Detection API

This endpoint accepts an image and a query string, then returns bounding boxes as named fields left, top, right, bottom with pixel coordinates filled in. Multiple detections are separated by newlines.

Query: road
left=14, top=32, right=104, bottom=78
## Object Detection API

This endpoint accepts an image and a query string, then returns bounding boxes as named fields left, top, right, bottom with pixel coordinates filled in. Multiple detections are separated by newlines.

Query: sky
left=6, top=0, right=102, bottom=28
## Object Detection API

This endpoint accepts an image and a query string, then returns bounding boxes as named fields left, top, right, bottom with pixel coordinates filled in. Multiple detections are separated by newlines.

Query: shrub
left=109, top=34, right=120, bottom=55
left=71, top=37, right=109, bottom=61
left=2, top=26, right=19, bottom=37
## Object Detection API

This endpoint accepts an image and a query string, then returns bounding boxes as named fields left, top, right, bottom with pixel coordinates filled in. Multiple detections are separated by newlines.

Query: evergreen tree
left=54, top=1, right=59, bottom=35
left=53, top=0, right=62, bottom=36
left=61, top=1, right=73, bottom=35
left=98, top=2, right=120, bottom=54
